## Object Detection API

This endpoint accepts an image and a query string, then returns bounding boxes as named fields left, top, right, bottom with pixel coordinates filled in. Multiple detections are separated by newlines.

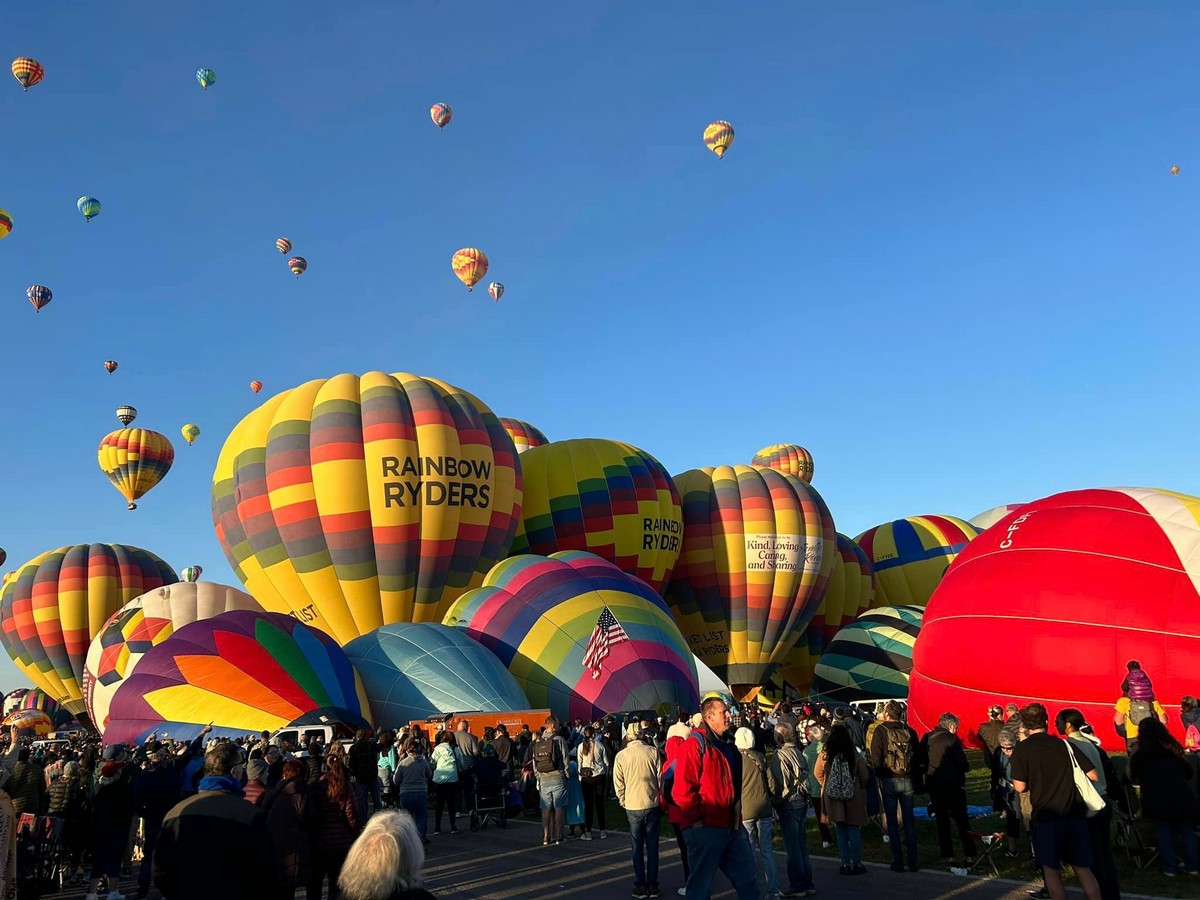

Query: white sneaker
left=677, top=889, right=687, bottom=897
left=822, top=841, right=831, bottom=849
left=600, top=830, right=608, bottom=839
left=581, top=832, right=593, bottom=841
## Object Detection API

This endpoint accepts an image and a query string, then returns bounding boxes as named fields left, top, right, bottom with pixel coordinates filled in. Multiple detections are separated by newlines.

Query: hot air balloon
left=344, top=623, right=530, bottom=725
left=116, top=405, right=138, bottom=426
left=0, top=543, right=177, bottom=718
left=1, top=689, right=26, bottom=718
left=288, top=256, right=307, bottom=277
left=663, top=465, right=836, bottom=700
left=909, top=488, right=1200, bottom=750
left=3, top=709, right=51, bottom=737
left=750, top=443, right=814, bottom=483
left=181, top=566, right=202, bottom=582
left=488, top=282, right=504, bottom=302
left=775, top=533, right=875, bottom=695
left=498, top=417, right=549, bottom=454
left=11, top=58, right=43, bottom=91
left=510, top=438, right=682, bottom=594
left=967, top=503, right=1027, bottom=532
left=430, top=102, right=452, bottom=128
left=0, top=210, right=11, bottom=240
left=83, top=580, right=261, bottom=733
left=1171, top=165, right=1181, bottom=176
left=275, top=237, right=292, bottom=254
left=854, top=515, right=978, bottom=608
left=77, top=196, right=101, bottom=222
left=811, top=606, right=924, bottom=704
left=18, top=688, right=75, bottom=729
left=249, top=380, right=263, bottom=394
left=0, top=548, right=5, bottom=567
left=444, top=552, right=699, bottom=721
left=211, top=371, right=522, bottom=644
left=196, top=68, right=215, bottom=90
left=703, top=120, right=735, bottom=159
left=104, top=360, right=118, bottom=374
left=451, top=248, right=488, bottom=291
left=98, top=428, right=175, bottom=510
left=181, top=423, right=201, bottom=446
left=26, top=285, right=51, bottom=313
left=103, top=610, right=371, bottom=745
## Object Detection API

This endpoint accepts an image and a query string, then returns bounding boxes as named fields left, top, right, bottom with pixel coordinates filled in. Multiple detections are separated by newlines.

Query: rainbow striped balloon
left=211, top=371, right=523, bottom=644
left=443, top=551, right=699, bottom=722
left=511, top=439, right=681, bottom=594
left=750, top=443, right=814, bottom=483
left=854, top=515, right=978, bottom=608
left=18, top=688, right=75, bottom=729
left=0, top=209, right=11, bottom=240
left=0, top=544, right=177, bottom=717
left=811, top=605, right=923, bottom=704
left=664, top=465, right=836, bottom=696
left=98, top=428, right=175, bottom=510
left=498, top=417, right=548, bottom=454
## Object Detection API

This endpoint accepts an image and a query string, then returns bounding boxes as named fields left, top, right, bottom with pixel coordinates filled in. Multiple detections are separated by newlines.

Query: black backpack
left=883, top=725, right=914, bottom=777
left=532, top=737, right=562, bottom=774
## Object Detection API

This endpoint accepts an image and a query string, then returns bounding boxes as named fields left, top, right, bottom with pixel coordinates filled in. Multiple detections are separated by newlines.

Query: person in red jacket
left=670, top=696, right=759, bottom=900
left=660, top=726, right=694, bottom=894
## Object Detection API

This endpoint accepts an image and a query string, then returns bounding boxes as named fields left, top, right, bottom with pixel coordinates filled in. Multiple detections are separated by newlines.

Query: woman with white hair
left=735, top=726, right=779, bottom=897
left=337, top=809, right=436, bottom=900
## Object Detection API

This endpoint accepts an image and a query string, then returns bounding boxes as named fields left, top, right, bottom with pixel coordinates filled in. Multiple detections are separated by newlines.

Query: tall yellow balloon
left=212, top=372, right=523, bottom=644
left=98, top=429, right=175, bottom=510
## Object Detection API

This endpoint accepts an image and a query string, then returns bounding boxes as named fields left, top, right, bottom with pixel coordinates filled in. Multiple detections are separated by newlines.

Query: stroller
left=470, top=753, right=509, bottom=831
left=15, top=814, right=68, bottom=898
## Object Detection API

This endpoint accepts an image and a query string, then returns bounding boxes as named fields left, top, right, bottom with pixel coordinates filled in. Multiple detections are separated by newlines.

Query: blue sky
left=0, top=2, right=1196, bottom=691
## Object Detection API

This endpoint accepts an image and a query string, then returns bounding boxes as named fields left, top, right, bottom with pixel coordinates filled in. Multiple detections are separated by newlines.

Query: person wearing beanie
left=244, top=758, right=270, bottom=806
left=735, top=727, right=779, bottom=898
left=1114, top=660, right=1168, bottom=753
left=666, top=722, right=692, bottom=741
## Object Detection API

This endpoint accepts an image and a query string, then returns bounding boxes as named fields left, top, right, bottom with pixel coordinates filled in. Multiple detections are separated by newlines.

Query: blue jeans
left=627, top=807, right=661, bottom=889
left=400, top=791, right=428, bottom=839
left=835, top=822, right=862, bottom=866
left=683, top=825, right=759, bottom=900
left=777, top=803, right=815, bottom=892
left=880, top=776, right=918, bottom=866
left=742, top=817, right=779, bottom=895
left=1155, top=819, right=1199, bottom=874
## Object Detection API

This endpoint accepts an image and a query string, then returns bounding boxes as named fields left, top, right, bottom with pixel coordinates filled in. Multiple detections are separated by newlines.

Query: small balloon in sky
left=104, top=360, right=118, bottom=374
left=275, top=237, right=292, bottom=254
left=196, top=68, right=216, bottom=90
left=0, top=209, right=11, bottom=239
left=249, top=380, right=263, bottom=394
left=704, top=120, right=735, bottom=159
left=181, top=565, right=203, bottom=582
left=98, top=428, right=175, bottom=511
left=11, top=58, right=43, bottom=92
left=488, top=282, right=504, bottom=302
left=77, top=196, right=101, bottom=222
left=1171, top=165, right=1181, bottom=176
left=116, top=405, right=138, bottom=426
left=181, top=423, right=201, bottom=446
left=430, top=102, right=452, bottom=129
left=452, top=248, right=488, bottom=291
left=288, top=257, right=307, bottom=277
left=26, top=285, right=51, bottom=313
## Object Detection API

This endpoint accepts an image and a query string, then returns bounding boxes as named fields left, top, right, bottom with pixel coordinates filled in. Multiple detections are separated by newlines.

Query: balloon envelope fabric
left=2, top=708, right=52, bottom=737
left=19, top=688, right=76, bottom=730
left=811, top=605, right=923, bottom=704
left=750, top=443, right=814, bottom=483
left=664, top=465, right=836, bottom=695
left=909, top=488, right=1200, bottom=750
left=103, top=610, right=371, bottom=745
left=443, top=551, right=699, bottom=722
left=854, top=515, right=978, bottom=608
left=968, top=503, right=1027, bottom=532
left=343, top=623, right=530, bottom=726
left=1, top=689, right=27, bottom=718
left=498, top=417, right=549, bottom=454
left=510, top=438, right=682, bottom=594
left=0, top=544, right=177, bottom=717
left=211, top=371, right=523, bottom=644
left=83, top=581, right=262, bottom=734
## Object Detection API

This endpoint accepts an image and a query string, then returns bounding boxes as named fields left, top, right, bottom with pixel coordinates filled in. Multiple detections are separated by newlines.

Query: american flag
left=582, top=606, right=628, bottom=679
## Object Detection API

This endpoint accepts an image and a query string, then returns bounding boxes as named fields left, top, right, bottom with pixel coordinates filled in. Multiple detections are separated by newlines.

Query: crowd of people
left=0, top=657, right=1195, bottom=900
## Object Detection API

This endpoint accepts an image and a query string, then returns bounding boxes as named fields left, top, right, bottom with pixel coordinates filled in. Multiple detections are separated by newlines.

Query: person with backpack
left=770, top=720, right=817, bottom=897
left=532, top=715, right=570, bottom=846
left=814, top=722, right=870, bottom=876
left=1113, top=660, right=1168, bottom=753
left=1180, top=696, right=1200, bottom=796
left=1055, top=709, right=1121, bottom=900
left=614, top=724, right=663, bottom=899
left=868, top=699, right=921, bottom=873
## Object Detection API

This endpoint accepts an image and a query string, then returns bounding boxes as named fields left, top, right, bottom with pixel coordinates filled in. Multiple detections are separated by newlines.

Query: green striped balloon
left=810, top=605, right=923, bottom=704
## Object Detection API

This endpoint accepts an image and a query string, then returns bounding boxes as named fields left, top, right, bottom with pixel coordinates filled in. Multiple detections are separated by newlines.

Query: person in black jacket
left=152, top=741, right=276, bottom=900
left=348, top=730, right=381, bottom=812
left=87, top=748, right=136, bottom=900
left=1128, top=718, right=1199, bottom=876
left=131, top=728, right=208, bottom=899
left=263, top=759, right=310, bottom=900
left=919, top=713, right=975, bottom=866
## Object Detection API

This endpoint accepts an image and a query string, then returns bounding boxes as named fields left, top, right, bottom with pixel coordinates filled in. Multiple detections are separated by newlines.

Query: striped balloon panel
left=104, top=610, right=370, bottom=745
left=1, top=689, right=27, bottom=718
left=98, top=429, right=175, bottom=506
left=811, top=605, right=923, bottom=703
left=750, top=443, right=814, bottom=483
left=211, top=372, right=521, bottom=645
left=663, top=465, right=836, bottom=689
left=11, top=58, right=43, bottom=89
left=0, top=544, right=176, bottom=716
left=510, top=438, right=681, bottom=594
left=498, top=417, right=548, bottom=454
left=443, top=551, right=698, bottom=722
left=0, top=209, right=11, bottom=238
left=855, top=515, right=978, bottom=608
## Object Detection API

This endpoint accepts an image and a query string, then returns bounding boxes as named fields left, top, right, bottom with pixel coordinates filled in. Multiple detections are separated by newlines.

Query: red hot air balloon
left=249, top=380, right=263, bottom=394
left=104, top=360, right=118, bottom=374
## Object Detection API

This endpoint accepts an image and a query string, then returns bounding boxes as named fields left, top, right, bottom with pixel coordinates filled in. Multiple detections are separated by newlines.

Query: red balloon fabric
left=909, top=487, right=1200, bottom=750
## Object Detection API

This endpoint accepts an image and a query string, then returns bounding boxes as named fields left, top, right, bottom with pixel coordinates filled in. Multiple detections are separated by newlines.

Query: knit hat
left=733, top=727, right=756, bottom=751
left=246, top=758, right=269, bottom=782
left=667, top=722, right=692, bottom=740
left=102, top=743, right=127, bottom=761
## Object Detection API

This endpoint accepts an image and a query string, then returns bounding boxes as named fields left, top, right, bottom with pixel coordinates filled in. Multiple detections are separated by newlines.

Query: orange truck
left=407, top=709, right=551, bottom=737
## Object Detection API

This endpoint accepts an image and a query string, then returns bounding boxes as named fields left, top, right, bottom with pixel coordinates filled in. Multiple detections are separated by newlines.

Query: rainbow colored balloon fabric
left=104, top=610, right=371, bottom=745
left=443, top=551, right=699, bottom=722
left=0, top=544, right=177, bottom=717
left=750, top=443, right=814, bottom=483
left=498, top=417, right=549, bottom=454
left=854, top=515, right=978, bottom=608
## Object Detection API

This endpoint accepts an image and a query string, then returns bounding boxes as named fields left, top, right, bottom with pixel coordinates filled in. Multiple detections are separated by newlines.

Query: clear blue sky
left=1, top=2, right=1197, bottom=691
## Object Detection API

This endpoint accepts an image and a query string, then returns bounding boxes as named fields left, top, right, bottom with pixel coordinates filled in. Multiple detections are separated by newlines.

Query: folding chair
left=967, top=831, right=1006, bottom=876
left=1110, top=762, right=1159, bottom=872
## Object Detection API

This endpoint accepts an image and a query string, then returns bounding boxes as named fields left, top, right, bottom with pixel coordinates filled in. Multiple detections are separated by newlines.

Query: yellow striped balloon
left=0, top=209, right=11, bottom=240
left=703, top=120, right=735, bottom=159
left=211, top=372, right=523, bottom=644
left=181, top=424, right=201, bottom=446
left=855, top=515, right=978, bottom=608
left=751, top=443, right=814, bottom=483
left=11, top=57, right=43, bottom=91
left=451, top=248, right=488, bottom=291
left=98, top=429, right=175, bottom=510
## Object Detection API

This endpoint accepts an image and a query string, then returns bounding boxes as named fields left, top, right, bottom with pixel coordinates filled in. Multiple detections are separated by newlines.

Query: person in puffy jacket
left=660, top=727, right=693, bottom=890
left=671, top=696, right=758, bottom=900
left=771, top=721, right=816, bottom=895
left=304, top=757, right=362, bottom=900
left=262, top=759, right=309, bottom=900
left=243, top=758, right=269, bottom=806
left=430, top=732, right=464, bottom=835
left=132, top=730, right=208, bottom=899
left=735, top=727, right=779, bottom=898
left=7, top=748, right=46, bottom=816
